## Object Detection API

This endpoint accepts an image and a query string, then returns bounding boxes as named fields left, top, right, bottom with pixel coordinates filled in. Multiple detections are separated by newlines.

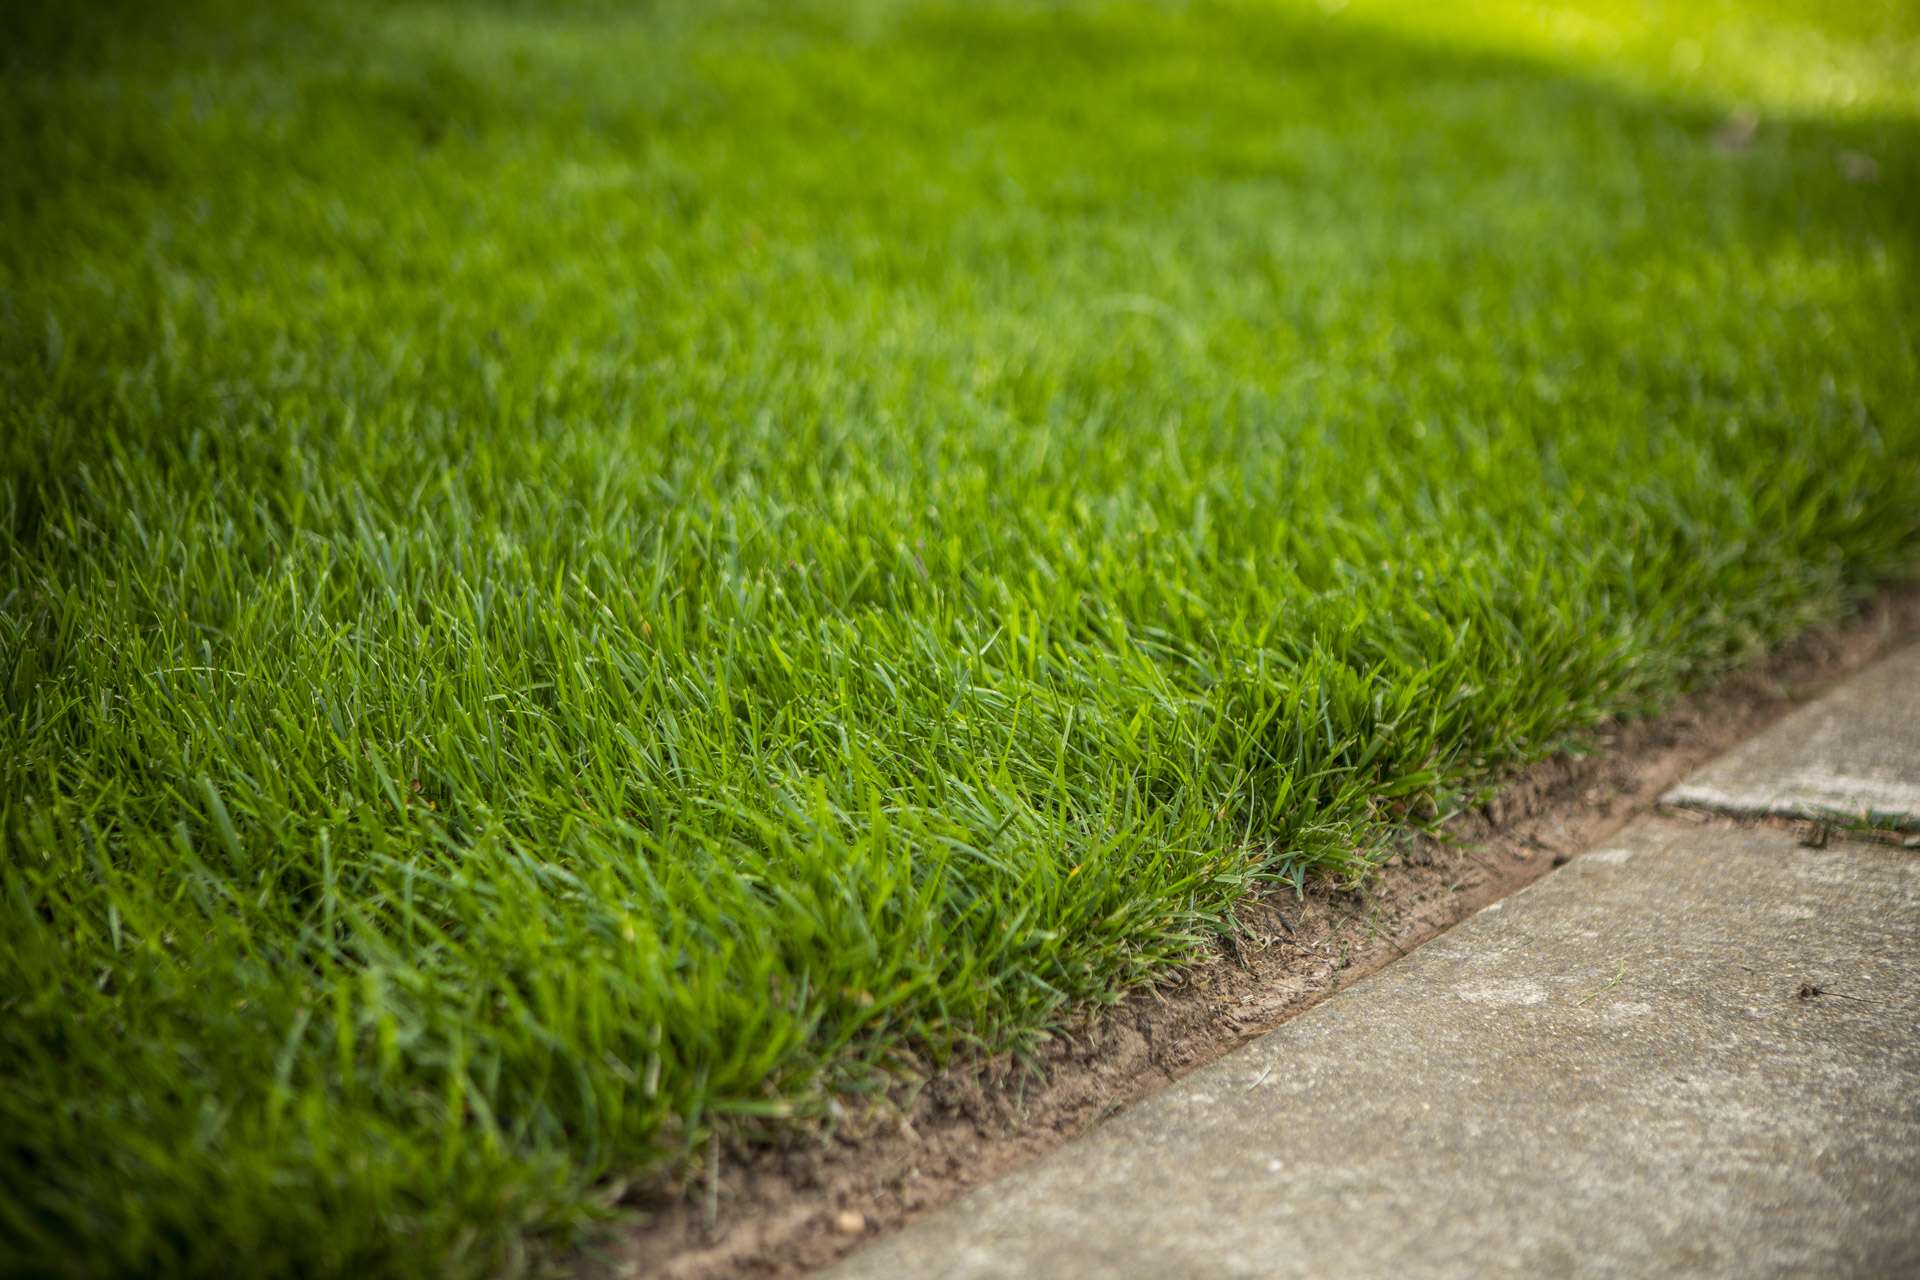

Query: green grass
left=3, top=0, right=1917, bottom=1273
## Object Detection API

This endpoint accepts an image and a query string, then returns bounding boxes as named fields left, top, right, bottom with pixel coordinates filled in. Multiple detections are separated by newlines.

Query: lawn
left=3, top=0, right=1917, bottom=1273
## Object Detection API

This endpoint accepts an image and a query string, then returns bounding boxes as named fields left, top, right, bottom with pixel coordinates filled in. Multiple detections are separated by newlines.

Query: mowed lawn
left=3, top=0, right=1917, bottom=1273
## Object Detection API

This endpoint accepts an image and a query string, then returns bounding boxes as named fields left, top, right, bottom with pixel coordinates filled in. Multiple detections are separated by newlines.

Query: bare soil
left=586, top=586, right=1920, bottom=1280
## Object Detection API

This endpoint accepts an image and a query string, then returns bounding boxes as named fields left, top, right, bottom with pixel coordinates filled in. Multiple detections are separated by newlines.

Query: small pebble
left=833, top=1209, right=867, bottom=1236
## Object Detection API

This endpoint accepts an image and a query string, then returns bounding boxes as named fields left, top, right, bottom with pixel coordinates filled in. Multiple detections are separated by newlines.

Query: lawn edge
left=586, top=581, right=1920, bottom=1280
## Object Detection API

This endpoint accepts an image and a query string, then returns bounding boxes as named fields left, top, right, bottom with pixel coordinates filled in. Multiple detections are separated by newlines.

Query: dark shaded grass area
left=2, top=0, right=1916, bottom=1273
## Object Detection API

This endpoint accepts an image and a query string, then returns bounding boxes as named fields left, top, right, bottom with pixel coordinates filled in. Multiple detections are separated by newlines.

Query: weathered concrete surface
left=1663, top=642, right=1920, bottom=827
left=830, top=821, right=1920, bottom=1279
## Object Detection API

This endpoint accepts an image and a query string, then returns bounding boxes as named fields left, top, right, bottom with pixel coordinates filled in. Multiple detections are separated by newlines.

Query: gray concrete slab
left=1663, top=642, right=1920, bottom=827
left=830, top=821, right=1920, bottom=1279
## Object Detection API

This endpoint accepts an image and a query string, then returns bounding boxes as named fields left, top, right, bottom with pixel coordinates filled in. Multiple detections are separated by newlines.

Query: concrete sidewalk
left=1664, top=642, right=1920, bottom=829
left=830, top=645, right=1920, bottom=1279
